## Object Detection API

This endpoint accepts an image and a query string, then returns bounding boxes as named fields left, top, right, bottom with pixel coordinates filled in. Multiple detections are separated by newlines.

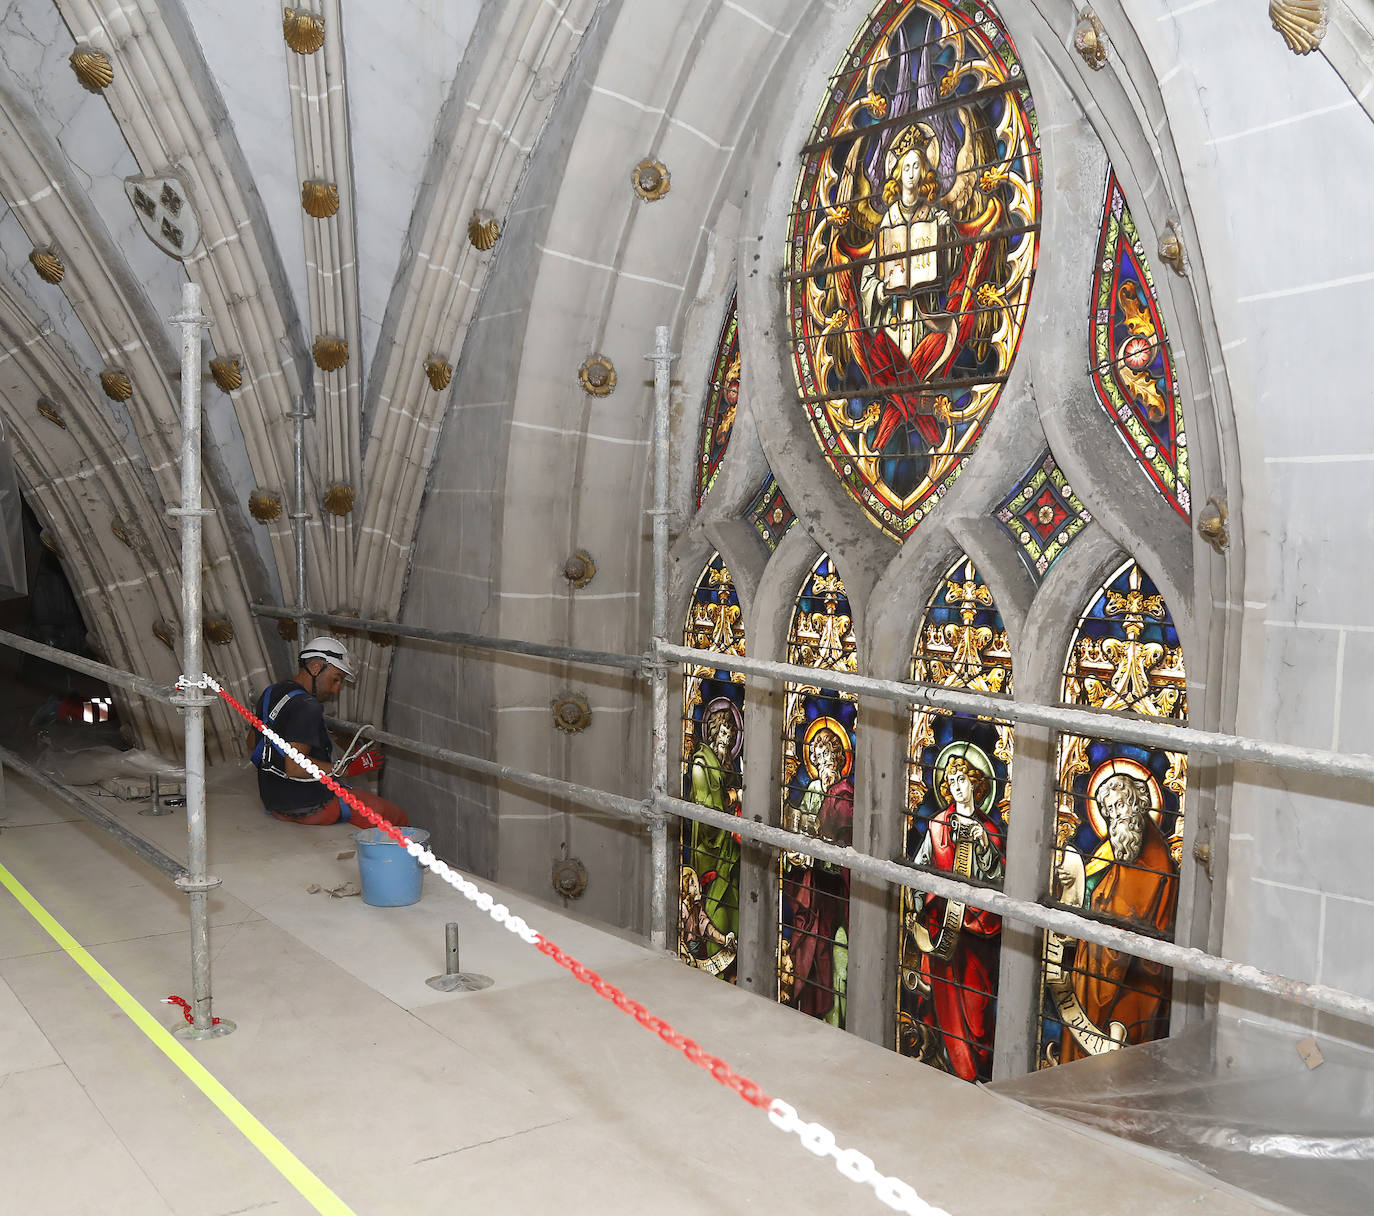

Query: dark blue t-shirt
left=254, top=681, right=334, bottom=813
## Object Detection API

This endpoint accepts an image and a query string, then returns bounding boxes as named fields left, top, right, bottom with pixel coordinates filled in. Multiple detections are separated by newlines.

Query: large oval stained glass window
left=786, top=0, right=1040, bottom=541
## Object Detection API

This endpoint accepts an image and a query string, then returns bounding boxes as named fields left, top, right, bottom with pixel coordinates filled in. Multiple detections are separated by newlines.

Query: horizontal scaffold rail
left=319, top=712, right=1374, bottom=1027
left=0, top=746, right=190, bottom=884
left=656, top=642, right=1374, bottom=784
left=0, top=627, right=179, bottom=704
left=252, top=603, right=646, bottom=673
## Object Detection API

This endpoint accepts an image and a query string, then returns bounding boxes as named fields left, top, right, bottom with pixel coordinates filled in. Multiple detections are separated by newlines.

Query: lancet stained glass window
left=780, top=556, right=857, bottom=1027
left=785, top=0, right=1041, bottom=541
left=899, top=556, right=1012, bottom=1081
left=1090, top=173, right=1190, bottom=518
left=695, top=294, right=740, bottom=507
left=1038, top=559, right=1187, bottom=1068
left=680, top=553, right=745, bottom=982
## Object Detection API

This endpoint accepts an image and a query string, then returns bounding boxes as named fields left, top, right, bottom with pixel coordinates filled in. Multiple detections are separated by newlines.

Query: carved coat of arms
left=124, top=175, right=200, bottom=259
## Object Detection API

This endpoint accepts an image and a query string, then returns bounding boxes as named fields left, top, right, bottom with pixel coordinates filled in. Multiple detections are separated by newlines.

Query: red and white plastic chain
left=202, top=672, right=948, bottom=1216
left=163, top=995, right=220, bottom=1026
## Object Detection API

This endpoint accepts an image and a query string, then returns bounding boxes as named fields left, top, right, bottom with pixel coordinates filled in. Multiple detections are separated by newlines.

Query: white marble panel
left=1322, top=893, right=1374, bottom=999
left=344, top=0, right=481, bottom=377
left=1260, top=464, right=1374, bottom=628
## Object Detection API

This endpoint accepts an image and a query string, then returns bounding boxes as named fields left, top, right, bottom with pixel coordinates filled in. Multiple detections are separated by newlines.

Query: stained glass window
left=680, top=552, right=746, bottom=982
left=993, top=449, right=1093, bottom=582
left=745, top=471, right=796, bottom=552
left=695, top=294, right=740, bottom=507
left=1090, top=173, right=1190, bottom=518
left=785, top=0, right=1041, bottom=541
left=780, top=555, right=857, bottom=1027
left=1038, top=559, right=1187, bottom=1068
left=899, top=556, right=1012, bottom=1081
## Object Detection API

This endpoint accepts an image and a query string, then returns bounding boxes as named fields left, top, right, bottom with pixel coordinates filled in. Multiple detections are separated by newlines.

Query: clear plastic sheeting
left=0, top=426, right=26, bottom=600
left=987, top=1017, right=1374, bottom=1216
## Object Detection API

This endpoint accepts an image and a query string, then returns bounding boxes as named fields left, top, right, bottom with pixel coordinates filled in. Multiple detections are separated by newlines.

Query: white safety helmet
left=298, top=636, right=356, bottom=683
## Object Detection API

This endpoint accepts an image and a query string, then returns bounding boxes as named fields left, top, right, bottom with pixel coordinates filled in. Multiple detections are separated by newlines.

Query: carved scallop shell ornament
left=282, top=8, right=326, bottom=54
left=467, top=210, right=500, bottom=250
left=70, top=48, right=113, bottom=93
left=37, top=398, right=65, bottom=429
left=277, top=617, right=299, bottom=642
left=29, top=248, right=64, bottom=284
left=100, top=368, right=133, bottom=402
left=152, top=619, right=176, bottom=650
left=204, top=618, right=235, bottom=646
left=1073, top=9, right=1108, bottom=71
left=424, top=358, right=452, bottom=391
left=209, top=357, right=242, bottom=393
left=312, top=336, right=348, bottom=371
left=1157, top=222, right=1187, bottom=276
left=301, top=180, right=340, bottom=218
left=1269, top=0, right=1327, bottom=55
left=248, top=490, right=283, bottom=523
left=322, top=483, right=355, bottom=516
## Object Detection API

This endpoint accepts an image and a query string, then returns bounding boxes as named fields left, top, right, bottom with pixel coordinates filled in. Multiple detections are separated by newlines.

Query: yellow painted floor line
left=0, top=857, right=357, bottom=1216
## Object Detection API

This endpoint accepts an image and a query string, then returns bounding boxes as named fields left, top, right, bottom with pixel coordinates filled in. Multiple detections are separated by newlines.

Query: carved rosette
left=1073, top=9, right=1108, bottom=70
left=552, top=858, right=588, bottom=899
left=467, top=210, right=500, bottom=250
left=204, top=618, right=235, bottom=646
left=248, top=490, right=283, bottom=523
left=322, top=483, right=355, bottom=516
left=277, top=617, right=299, bottom=642
left=424, top=359, right=452, bottom=391
left=312, top=336, right=348, bottom=371
left=282, top=8, right=326, bottom=54
left=70, top=48, right=113, bottom=93
left=99, top=368, right=133, bottom=402
left=1269, top=0, right=1328, bottom=55
left=552, top=693, right=592, bottom=733
left=37, top=398, right=65, bottom=429
left=562, top=550, right=596, bottom=589
left=301, top=180, right=340, bottom=218
left=632, top=158, right=671, bottom=201
left=29, top=248, right=64, bottom=284
left=578, top=355, right=616, bottom=397
left=209, top=357, right=242, bottom=393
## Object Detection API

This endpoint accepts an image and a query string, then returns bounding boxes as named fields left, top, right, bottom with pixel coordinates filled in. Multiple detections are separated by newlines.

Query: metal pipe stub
left=425, top=922, right=493, bottom=993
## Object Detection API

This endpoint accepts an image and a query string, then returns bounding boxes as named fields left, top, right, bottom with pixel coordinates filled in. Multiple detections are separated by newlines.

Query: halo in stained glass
left=680, top=552, right=746, bottom=982
left=745, top=470, right=796, bottom=552
left=1037, top=559, right=1187, bottom=1069
left=779, top=556, right=857, bottom=1028
left=899, top=555, right=1013, bottom=1082
left=1090, top=174, right=1190, bottom=518
left=993, top=449, right=1093, bottom=581
left=695, top=294, right=740, bottom=507
left=785, top=0, right=1041, bottom=542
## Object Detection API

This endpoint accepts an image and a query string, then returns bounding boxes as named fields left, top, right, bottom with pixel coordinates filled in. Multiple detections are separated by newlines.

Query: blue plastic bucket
left=355, top=826, right=430, bottom=907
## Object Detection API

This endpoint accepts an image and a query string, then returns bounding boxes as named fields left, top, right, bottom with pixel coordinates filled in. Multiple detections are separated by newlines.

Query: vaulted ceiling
left=0, top=0, right=594, bottom=756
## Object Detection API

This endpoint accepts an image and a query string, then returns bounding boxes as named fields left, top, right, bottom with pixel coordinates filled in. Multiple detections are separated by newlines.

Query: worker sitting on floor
left=252, top=636, right=410, bottom=828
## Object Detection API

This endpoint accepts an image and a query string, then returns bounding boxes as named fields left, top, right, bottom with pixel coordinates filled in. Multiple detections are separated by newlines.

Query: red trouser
left=271, top=789, right=410, bottom=828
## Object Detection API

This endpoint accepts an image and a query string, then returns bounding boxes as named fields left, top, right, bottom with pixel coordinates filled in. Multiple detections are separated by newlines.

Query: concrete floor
left=0, top=754, right=1279, bottom=1216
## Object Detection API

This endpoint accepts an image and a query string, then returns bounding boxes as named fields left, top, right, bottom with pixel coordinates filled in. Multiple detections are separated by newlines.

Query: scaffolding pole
left=168, top=281, right=231, bottom=1039
left=646, top=325, right=676, bottom=952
